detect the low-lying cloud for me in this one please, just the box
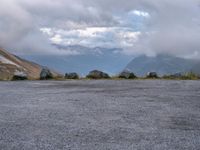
[0,0,200,59]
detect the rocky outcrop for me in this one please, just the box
[119,71,136,79]
[40,68,53,80]
[86,70,110,79]
[12,71,28,80]
[146,72,158,78]
[65,73,79,79]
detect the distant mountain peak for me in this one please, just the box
[52,44,123,56]
[125,54,200,76]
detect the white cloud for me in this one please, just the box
[131,10,150,17]
[40,28,53,36]
[50,34,63,44]
[40,26,141,50]
[77,27,108,37]
[1,0,200,59]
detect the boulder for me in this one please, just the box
[119,71,136,79]
[65,72,79,79]
[12,71,28,80]
[146,72,158,78]
[40,68,53,80]
[86,70,110,79]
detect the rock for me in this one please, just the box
[86,70,110,79]
[65,72,79,79]
[12,71,28,80]
[146,72,158,78]
[40,68,53,80]
[119,71,136,79]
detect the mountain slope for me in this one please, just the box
[125,55,200,76]
[0,48,61,80]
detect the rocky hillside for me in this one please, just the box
[0,48,61,80]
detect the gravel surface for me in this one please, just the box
[0,80,200,150]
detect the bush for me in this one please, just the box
[65,73,79,79]
[86,70,110,79]
[181,72,199,80]
[146,72,158,78]
[40,68,53,80]
[118,71,137,79]
[163,72,199,80]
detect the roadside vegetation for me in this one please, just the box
[1,70,200,81]
[163,72,199,80]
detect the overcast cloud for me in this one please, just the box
[0,0,200,58]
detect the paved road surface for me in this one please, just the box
[0,80,200,150]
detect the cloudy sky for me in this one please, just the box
[0,0,200,59]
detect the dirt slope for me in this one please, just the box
[0,48,61,80]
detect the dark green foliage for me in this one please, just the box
[146,72,158,78]
[119,71,137,79]
[163,72,199,80]
[65,73,79,79]
[181,72,199,80]
[40,68,53,80]
[87,70,110,79]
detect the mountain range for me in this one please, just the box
[23,45,132,76]
[1,46,200,79]
[125,54,200,76]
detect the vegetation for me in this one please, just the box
[163,72,199,80]
[1,70,200,81]
[146,72,159,79]
[118,71,137,79]
[86,70,110,79]
[65,73,79,79]
[40,68,53,80]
